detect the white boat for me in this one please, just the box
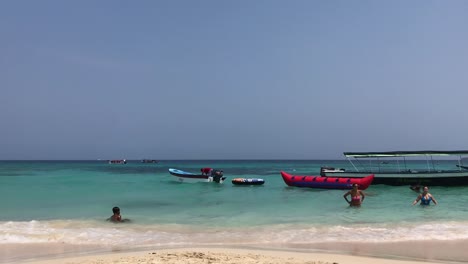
[320,166,346,173]
[320,150,468,186]
[169,168,226,183]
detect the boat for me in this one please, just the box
[169,168,226,183]
[320,166,346,173]
[320,150,468,186]
[232,178,265,186]
[141,159,158,163]
[109,159,126,164]
[280,171,374,190]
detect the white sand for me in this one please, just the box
[16,247,447,264]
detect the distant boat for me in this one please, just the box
[109,159,127,164]
[321,150,468,186]
[169,168,226,183]
[141,159,158,163]
[320,167,346,173]
[281,171,374,190]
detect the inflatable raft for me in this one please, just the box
[232,178,265,185]
[280,171,374,190]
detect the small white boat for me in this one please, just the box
[320,167,346,173]
[169,168,226,183]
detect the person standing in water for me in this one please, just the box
[343,183,365,206]
[413,186,438,206]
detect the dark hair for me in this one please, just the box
[352,183,358,187]
[112,207,120,213]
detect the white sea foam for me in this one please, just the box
[2,220,468,246]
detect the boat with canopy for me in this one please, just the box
[320,150,468,186]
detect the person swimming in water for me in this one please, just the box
[412,186,438,206]
[107,206,122,222]
[343,183,365,206]
[107,206,131,223]
[410,184,421,193]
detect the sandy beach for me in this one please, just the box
[8,246,455,264]
[6,238,468,264]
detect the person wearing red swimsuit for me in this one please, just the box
[343,183,365,206]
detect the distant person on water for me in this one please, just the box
[343,183,365,206]
[413,186,438,206]
[211,170,224,183]
[410,184,421,193]
[201,167,213,176]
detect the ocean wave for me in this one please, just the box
[2,220,468,246]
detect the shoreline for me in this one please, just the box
[4,241,468,264]
[10,246,455,264]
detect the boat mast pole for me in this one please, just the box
[458,155,462,170]
[430,155,435,171]
[348,156,359,172]
[427,155,431,172]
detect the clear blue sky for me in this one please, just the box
[1,1,468,160]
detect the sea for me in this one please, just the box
[2,160,468,263]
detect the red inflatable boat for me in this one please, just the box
[281,171,374,190]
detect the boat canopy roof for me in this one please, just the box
[344,150,468,158]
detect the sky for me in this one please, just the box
[1,1,468,160]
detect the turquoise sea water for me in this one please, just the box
[2,160,468,261]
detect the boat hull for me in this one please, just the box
[281,171,374,190]
[321,170,468,186]
[169,168,226,183]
